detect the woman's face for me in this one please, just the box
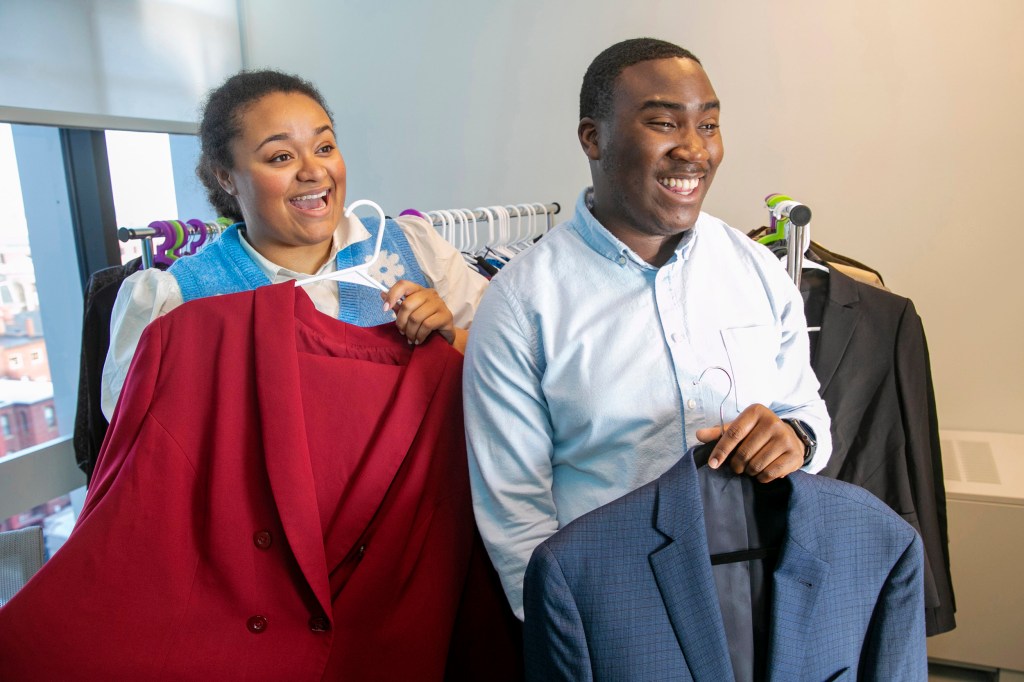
[216,91,347,257]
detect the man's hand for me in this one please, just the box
[694,403,805,482]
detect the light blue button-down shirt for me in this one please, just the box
[463,189,831,618]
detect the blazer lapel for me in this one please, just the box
[649,455,735,681]
[254,283,452,619]
[812,266,861,395]
[254,284,332,619]
[766,473,831,682]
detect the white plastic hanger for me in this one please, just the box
[295,199,388,291]
[473,207,496,257]
[531,202,548,239]
[513,203,535,253]
[457,208,477,254]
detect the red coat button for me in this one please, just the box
[247,615,268,634]
[253,530,273,549]
[309,616,331,632]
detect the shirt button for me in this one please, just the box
[247,615,268,634]
[253,530,273,550]
[617,255,627,265]
[309,616,331,632]
[687,399,697,409]
[670,332,681,344]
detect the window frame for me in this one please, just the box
[0,114,202,519]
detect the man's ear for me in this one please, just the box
[213,166,236,196]
[578,117,601,161]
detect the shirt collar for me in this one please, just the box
[235,214,372,281]
[572,187,698,269]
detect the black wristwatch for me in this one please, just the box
[783,419,817,466]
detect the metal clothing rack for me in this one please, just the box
[117,200,561,268]
[117,221,229,269]
[417,201,560,254]
[762,194,813,288]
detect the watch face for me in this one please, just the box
[785,419,815,464]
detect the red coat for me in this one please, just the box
[0,283,482,681]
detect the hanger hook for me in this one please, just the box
[345,199,386,257]
[693,365,734,437]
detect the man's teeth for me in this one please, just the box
[658,177,699,192]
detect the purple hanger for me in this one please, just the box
[399,209,427,220]
[151,221,176,266]
[186,218,208,255]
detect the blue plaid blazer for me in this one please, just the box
[523,451,927,681]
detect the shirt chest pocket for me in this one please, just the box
[720,325,781,412]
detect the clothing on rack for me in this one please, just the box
[3,282,516,680]
[746,225,888,290]
[751,219,954,635]
[417,203,559,277]
[72,257,167,481]
[523,443,927,681]
[802,264,955,635]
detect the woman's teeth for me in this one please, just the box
[290,190,328,210]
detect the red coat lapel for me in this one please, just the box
[253,283,452,621]
[254,284,331,618]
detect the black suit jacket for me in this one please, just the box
[808,265,954,635]
[73,259,155,481]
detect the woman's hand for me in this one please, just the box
[382,280,467,352]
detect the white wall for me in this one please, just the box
[0,0,241,127]
[241,0,1024,435]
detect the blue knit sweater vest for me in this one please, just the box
[169,218,427,327]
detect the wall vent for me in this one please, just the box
[942,438,1001,485]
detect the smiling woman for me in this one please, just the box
[0,70,505,681]
[99,70,488,420]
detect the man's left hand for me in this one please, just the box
[694,403,805,482]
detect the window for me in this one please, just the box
[1,120,85,559]
[106,131,211,264]
[0,120,210,563]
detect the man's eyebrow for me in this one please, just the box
[254,125,334,151]
[638,99,720,113]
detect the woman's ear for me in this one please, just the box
[213,166,236,196]
[578,117,601,161]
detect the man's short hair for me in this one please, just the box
[580,38,701,121]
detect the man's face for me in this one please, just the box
[580,57,724,244]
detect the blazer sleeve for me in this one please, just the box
[523,543,593,682]
[860,534,928,679]
[80,315,164,523]
[895,300,956,634]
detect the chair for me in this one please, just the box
[0,526,45,607]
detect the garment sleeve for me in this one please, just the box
[463,278,558,620]
[83,315,165,523]
[100,269,183,422]
[523,543,594,682]
[860,533,928,679]
[395,214,488,328]
[764,256,833,473]
[895,299,955,635]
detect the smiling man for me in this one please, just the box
[463,38,832,619]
